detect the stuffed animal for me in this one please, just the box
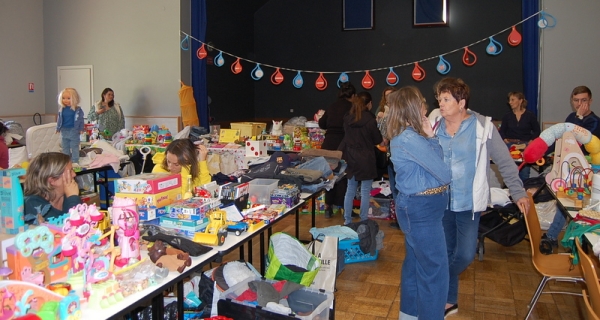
[148,240,192,273]
[271,120,283,136]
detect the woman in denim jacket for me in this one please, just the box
[434,78,530,317]
[388,86,451,320]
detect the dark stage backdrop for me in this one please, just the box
[206,0,523,124]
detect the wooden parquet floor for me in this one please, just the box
[219,210,587,319]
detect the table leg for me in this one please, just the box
[239,243,244,261]
[260,232,265,275]
[177,280,184,320]
[152,291,164,320]
[248,239,253,265]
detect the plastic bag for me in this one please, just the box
[535,200,558,230]
[265,232,320,286]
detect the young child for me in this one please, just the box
[56,88,85,164]
[152,139,211,196]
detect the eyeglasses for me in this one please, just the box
[572,98,590,104]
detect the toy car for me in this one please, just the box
[226,221,248,236]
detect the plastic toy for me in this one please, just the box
[193,210,228,246]
[226,221,248,236]
[147,240,192,273]
[0,280,81,320]
[111,197,140,267]
[7,224,70,285]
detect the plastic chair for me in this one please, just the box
[523,194,584,319]
[576,238,600,319]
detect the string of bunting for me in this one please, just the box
[181,10,556,91]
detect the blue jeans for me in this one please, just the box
[519,165,531,182]
[388,163,398,201]
[396,191,449,319]
[442,210,481,305]
[61,127,80,163]
[343,176,372,225]
[546,208,566,240]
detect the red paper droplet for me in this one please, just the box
[462,47,477,66]
[412,63,425,82]
[255,152,259,156]
[507,26,522,47]
[246,142,251,146]
[197,44,207,59]
[231,58,242,74]
[271,68,284,85]
[386,71,398,85]
[362,71,375,89]
[315,73,328,91]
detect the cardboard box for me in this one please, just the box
[245,140,268,157]
[166,198,221,219]
[138,206,169,221]
[114,172,181,194]
[230,122,267,138]
[115,188,182,208]
[159,216,208,229]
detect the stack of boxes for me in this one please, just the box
[0,168,26,234]
[158,197,221,237]
[270,184,300,208]
[113,172,182,221]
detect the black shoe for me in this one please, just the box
[351,212,360,218]
[324,208,333,219]
[444,304,458,318]
[539,233,558,255]
[389,222,400,230]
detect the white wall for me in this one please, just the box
[0,0,45,116]
[540,0,600,124]
[42,0,182,117]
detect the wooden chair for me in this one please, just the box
[576,238,600,319]
[523,194,584,319]
[583,289,600,320]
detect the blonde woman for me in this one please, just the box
[56,87,85,163]
[24,152,82,224]
[88,88,125,137]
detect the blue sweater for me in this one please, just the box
[56,106,84,132]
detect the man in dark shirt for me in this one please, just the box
[542,85,597,254]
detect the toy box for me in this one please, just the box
[0,168,26,234]
[166,198,221,219]
[115,187,182,208]
[138,206,169,221]
[245,140,268,157]
[160,216,207,229]
[270,184,300,208]
[339,238,379,264]
[115,172,181,194]
[248,179,279,206]
[219,277,333,320]
[230,122,267,137]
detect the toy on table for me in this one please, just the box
[111,197,140,267]
[0,168,27,234]
[193,210,228,246]
[0,267,12,280]
[0,280,81,320]
[225,221,248,236]
[147,240,192,273]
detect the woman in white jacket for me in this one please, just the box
[434,78,530,317]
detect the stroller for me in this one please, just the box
[477,203,526,261]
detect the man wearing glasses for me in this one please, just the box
[540,85,597,254]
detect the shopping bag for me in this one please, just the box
[265,232,320,286]
[307,235,338,292]
[207,153,221,175]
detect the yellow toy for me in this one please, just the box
[193,210,227,246]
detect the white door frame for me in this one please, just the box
[57,65,94,111]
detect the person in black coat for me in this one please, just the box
[339,93,383,225]
[319,82,356,218]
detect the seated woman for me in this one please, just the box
[152,139,211,195]
[499,92,541,181]
[24,152,82,224]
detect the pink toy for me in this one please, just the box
[61,204,104,272]
[111,197,140,267]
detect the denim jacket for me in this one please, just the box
[390,127,451,195]
[56,106,85,132]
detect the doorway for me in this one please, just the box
[57,65,94,111]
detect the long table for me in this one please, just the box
[80,249,218,320]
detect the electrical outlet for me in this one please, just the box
[290,109,294,113]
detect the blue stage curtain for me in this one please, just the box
[191,0,208,129]
[522,0,540,116]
